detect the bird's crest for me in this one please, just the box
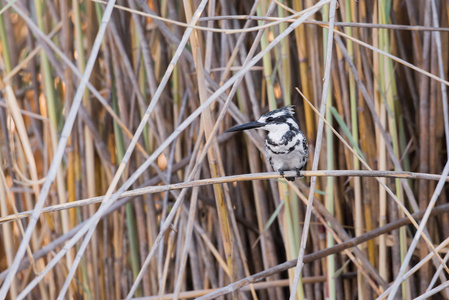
[262,106,295,118]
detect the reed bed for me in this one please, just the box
[0,0,448,299]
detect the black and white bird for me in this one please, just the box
[226,106,308,181]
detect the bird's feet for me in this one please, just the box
[278,169,295,182]
[295,168,304,179]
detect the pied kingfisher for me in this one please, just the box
[226,106,308,181]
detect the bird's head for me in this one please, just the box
[225,106,297,134]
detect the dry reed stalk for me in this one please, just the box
[1,0,449,299]
[197,202,449,300]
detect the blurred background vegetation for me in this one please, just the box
[0,0,449,299]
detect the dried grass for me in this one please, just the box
[0,0,448,299]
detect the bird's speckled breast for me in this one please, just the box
[265,130,308,172]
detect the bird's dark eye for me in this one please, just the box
[266,117,273,122]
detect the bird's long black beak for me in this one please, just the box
[225,121,265,133]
